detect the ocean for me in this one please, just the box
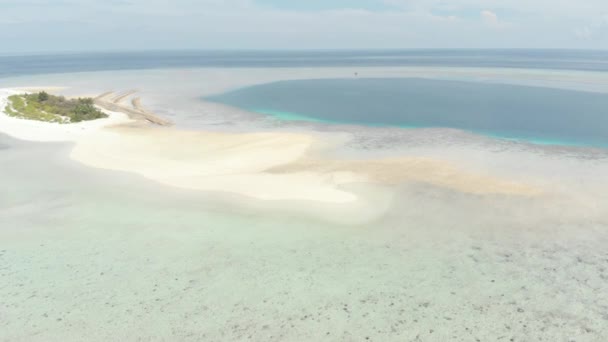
[2,49,608,78]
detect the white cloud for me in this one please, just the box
[481,10,499,26]
[575,27,592,39]
[574,14,608,39]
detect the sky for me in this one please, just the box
[1,0,607,54]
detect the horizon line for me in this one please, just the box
[2,47,608,58]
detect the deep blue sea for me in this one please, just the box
[2,50,608,146]
[208,78,608,147]
[2,49,608,78]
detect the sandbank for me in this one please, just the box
[70,124,541,204]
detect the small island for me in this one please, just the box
[4,91,108,123]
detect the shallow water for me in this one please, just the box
[1,65,608,341]
[1,131,607,341]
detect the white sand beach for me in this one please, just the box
[0,89,132,142]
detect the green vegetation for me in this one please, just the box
[4,91,108,123]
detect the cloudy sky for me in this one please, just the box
[1,0,607,53]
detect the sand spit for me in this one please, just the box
[94,91,172,126]
[111,89,138,104]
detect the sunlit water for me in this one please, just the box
[1,52,608,341]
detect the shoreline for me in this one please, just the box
[0,87,542,207]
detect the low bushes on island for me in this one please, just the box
[4,91,108,123]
